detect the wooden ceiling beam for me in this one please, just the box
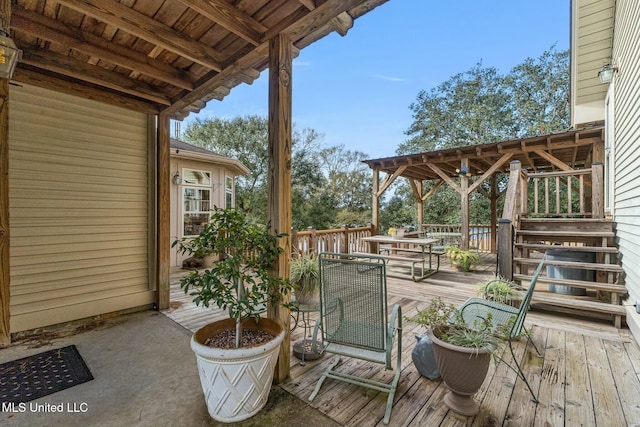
[163,42,268,116]
[294,0,353,36]
[21,48,172,105]
[427,163,462,194]
[176,0,266,46]
[13,67,161,115]
[377,165,407,197]
[267,0,362,42]
[533,149,574,172]
[55,0,224,71]
[467,153,513,194]
[12,7,195,91]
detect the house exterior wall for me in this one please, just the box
[169,157,236,268]
[8,84,154,332]
[571,0,615,125]
[609,0,640,341]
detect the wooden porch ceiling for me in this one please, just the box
[9,0,387,120]
[363,126,605,182]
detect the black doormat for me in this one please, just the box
[0,345,93,404]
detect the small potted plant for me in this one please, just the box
[444,246,480,272]
[173,207,295,423]
[477,277,521,307]
[407,297,501,416]
[290,252,319,306]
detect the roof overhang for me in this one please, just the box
[9,0,388,120]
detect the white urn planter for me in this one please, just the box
[191,317,285,423]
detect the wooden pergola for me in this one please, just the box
[363,126,605,251]
[0,0,388,378]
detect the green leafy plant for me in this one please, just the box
[172,207,295,348]
[444,246,481,272]
[477,277,521,305]
[406,297,499,352]
[290,252,319,305]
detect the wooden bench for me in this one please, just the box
[352,251,439,281]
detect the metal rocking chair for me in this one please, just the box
[308,252,402,425]
[458,253,547,402]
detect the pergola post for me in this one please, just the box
[371,168,380,233]
[490,173,498,253]
[460,158,470,250]
[267,33,292,382]
[0,0,12,345]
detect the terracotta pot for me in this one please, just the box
[191,317,284,423]
[427,328,491,416]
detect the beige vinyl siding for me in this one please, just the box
[609,0,640,340]
[9,84,154,332]
[575,0,614,104]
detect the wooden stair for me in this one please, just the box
[514,216,627,327]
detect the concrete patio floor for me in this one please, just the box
[0,311,338,427]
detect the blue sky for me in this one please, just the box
[183,1,570,160]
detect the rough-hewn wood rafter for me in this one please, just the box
[21,48,172,105]
[55,0,224,71]
[13,7,195,91]
[177,0,266,46]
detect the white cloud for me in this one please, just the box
[370,73,407,82]
[293,60,313,67]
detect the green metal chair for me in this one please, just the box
[457,253,547,402]
[309,252,402,425]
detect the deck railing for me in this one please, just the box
[420,223,492,253]
[291,223,493,257]
[291,225,373,257]
[497,160,605,278]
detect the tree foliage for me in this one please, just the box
[183,116,371,229]
[386,45,570,226]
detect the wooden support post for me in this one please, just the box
[592,162,604,219]
[308,226,317,256]
[497,219,513,280]
[156,113,170,310]
[0,1,12,345]
[267,34,292,383]
[460,158,470,250]
[370,169,380,253]
[490,173,498,253]
[290,228,298,256]
[416,180,424,234]
[340,225,349,254]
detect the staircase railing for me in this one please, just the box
[497,160,605,278]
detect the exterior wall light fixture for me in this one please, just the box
[172,171,182,185]
[598,63,618,84]
[0,32,22,79]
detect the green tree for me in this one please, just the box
[183,116,372,229]
[506,46,570,136]
[388,46,570,226]
[183,116,326,225]
[398,62,517,154]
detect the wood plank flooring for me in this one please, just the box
[163,255,640,426]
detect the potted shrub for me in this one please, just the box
[444,246,480,272]
[477,277,521,307]
[290,252,319,306]
[407,297,500,416]
[173,207,295,423]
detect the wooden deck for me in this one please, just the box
[163,255,640,426]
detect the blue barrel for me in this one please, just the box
[546,250,594,296]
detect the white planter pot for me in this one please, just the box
[191,318,285,423]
